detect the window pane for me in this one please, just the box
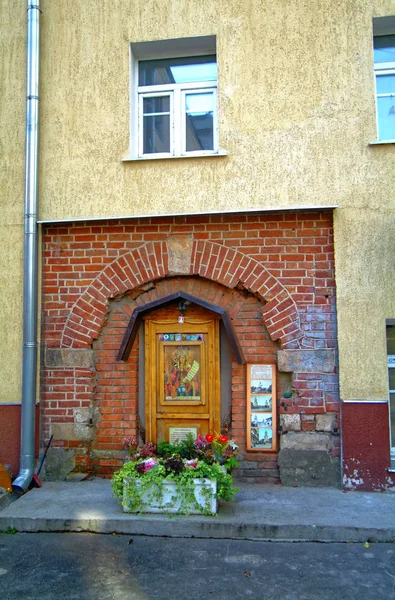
[387,326,395,354]
[389,369,395,390]
[139,55,217,86]
[376,74,395,94]
[143,114,170,154]
[185,92,214,151]
[374,35,395,63]
[143,96,170,114]
[377,96,395,140]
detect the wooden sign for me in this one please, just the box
[246,363,277,452]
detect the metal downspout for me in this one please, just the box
[12,1,41,494]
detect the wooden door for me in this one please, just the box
[145,318,220,444]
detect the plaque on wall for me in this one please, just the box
[246,363,277,452]
[169,427,198,444]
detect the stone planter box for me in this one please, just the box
[123,478,218,515]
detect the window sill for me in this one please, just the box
[121,150,228,162]
[369,139,395,145]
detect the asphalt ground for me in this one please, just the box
[0,532,394,600]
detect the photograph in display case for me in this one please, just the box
[251,427,273,449]
[246,363,277,452]
[250,395,272,411]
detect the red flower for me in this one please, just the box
[206,434,214,443]
[219,435,229,443]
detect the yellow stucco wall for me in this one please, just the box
[0,2,25,404]
[0,0,394,404]
[39,0,385,221]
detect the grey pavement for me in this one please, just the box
[1,534,395,600]
[0,478,395,542]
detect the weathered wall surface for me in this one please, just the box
[0,0,394,487]
[41,212,340,483]
[37,0,390,222]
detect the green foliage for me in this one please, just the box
[156,434,197,460]
[156,441,178,457]
[1,527,17,535]
[175,434,197,459]
[112,457,238,516]
[224,456,239,472]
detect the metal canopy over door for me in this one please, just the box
[144,318,221,444]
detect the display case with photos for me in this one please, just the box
[246,363,277,451]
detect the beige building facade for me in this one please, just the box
[1,0,394,490]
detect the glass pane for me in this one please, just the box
[387,325,395,354]
[185,93,213,113]
[143,96,170,114]
[374,35,395,63]
[376,74,395,94]
[389,369,395,390]
[163,344,201,401]
[377,96,395,140]
[139,55,217,86]
[143,114,170,154]
[185,92,214,151]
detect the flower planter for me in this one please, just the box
[123,478,218,515]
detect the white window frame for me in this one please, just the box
[138,77,218,159]
[372,18,395,142]
[128,36,218,160]
[181,87,218,156]
[139,91,173,158]
[373,61,395,142]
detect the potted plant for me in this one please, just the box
[112,434,239,516]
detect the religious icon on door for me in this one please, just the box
[162,340,202,402]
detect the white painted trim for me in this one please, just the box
[122,149,227,161]
[138,82,218,158]
[139,91,173,158]
[181,87,217,155]
[139,81,216,94]
[38,204,338,225]
[342,399,388,404]
[369,139,395,145]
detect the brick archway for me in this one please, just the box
[61,239,303,349]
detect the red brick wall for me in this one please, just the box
[41,210,338,480]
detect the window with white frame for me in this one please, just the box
[373,17,395,141]
[130,36,218,159]
[374,35,395,141]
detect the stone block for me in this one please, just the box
[280,431,334,452]
[52,422,94,442]
[74,408,90,424]
[236,461,259,470]
[43,448,76,481]
[278,449,340,487]
[45,348,95,368]
[316,413,337,432]
[167,235,193,275]
[280,414,301,432]
[277,349,335,373]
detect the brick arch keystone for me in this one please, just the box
[61,239,303,349]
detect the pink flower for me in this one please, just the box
[141,458,157,472]
[194,435,208,450]
[185,459,198,468]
